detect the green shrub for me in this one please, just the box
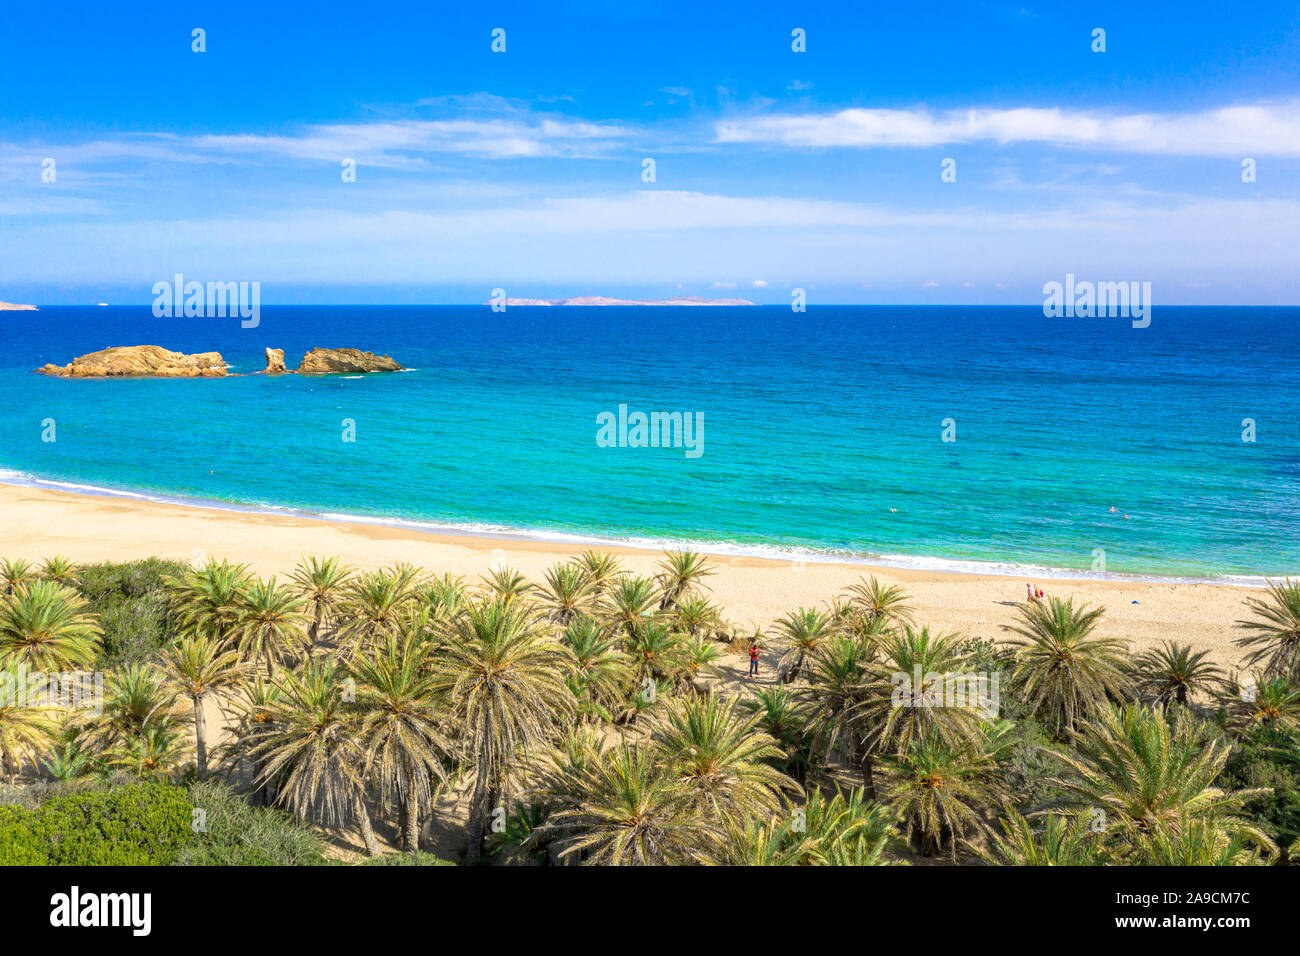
[0,804,46,864]
[360,851,454,866]
[1220,726,1300,858]
[72,559,186,665]
[177,780,327,865]
[0,781,192,865]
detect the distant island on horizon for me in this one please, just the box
[484,295,757,307]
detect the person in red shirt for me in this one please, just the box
[748,642,760,678]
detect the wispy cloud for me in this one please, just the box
[0,100,638,174]
[715,101,1300,157]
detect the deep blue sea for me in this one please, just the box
[2,305,1298,581]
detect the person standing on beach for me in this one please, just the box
[749,641,760,678]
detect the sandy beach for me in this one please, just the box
[0,482,1262,668]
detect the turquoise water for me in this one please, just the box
[1,305,1297,580]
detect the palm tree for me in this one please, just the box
[650,694,797,821]
[157,635,244,779]
[1137,817,1264,866]
[0,558,37,596]
[548,743,715,865]
[39,555,78,585]
[738,685,816,782]
[1003,596,1132,737]
[81,662,178,754]
[884,728,1010,860]
[672,594,724,638]
[43,724,95,781]
[166,559,251,644]
[290,556,354,657]
[656,550,714,610]
[773,607,832,683]
[1049,703,1273,852]
[624,621,688,686]
[790,787,900,865]
[854,626,988,759]
[1131,640,1225,708]
[481,566,531,605]
[420,573,467,625]
[0,696,57,783]
[218,676,283,806]
[534,563,596,625]
[235,577,308,676]
[349,631,452,852]
[440,597,573,862]
[1236,578,1300,681]
[979,810,1109,865]
[798,635,876,796]
[575,550,623,596]
[601,575,660,638]
[107,722,193,781]
[845,575,914,627]
[714,815,814,866]
[560,618,633,723]
[681,635,722,689]
[0,580,102,671]
[340,569,418,652]
[250,660,380,856]
[1218,673,1300,735]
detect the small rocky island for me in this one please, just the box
[0,301,38,311]
[283,347,404,374]
[36,345,228,378]
[35,344,404,378]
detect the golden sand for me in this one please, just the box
[0,483,1260,668]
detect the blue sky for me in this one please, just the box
[2,1,1299,304]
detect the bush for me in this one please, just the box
[0,804,46,864]
[360,851,455,866]
[72,558,186,665]
[1220,726,1300,858]
[177,780,327,865]
[0,781,192,865]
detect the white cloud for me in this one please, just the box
[751,279,768,287]
[714,100,1300,157]
[0,106,637,173]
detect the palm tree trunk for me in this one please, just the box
[859,751,877,801]
[193,694,208,779]
[466,773,488,863]
[355,794,381,857]
[402,792,420,853]
[308,608,322,657]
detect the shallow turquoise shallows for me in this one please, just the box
[2,305,1298,581]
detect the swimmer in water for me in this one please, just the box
[1109,506,1116,513]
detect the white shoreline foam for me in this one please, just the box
[0,467,1271,587]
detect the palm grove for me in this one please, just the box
[0,550,1298,865]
